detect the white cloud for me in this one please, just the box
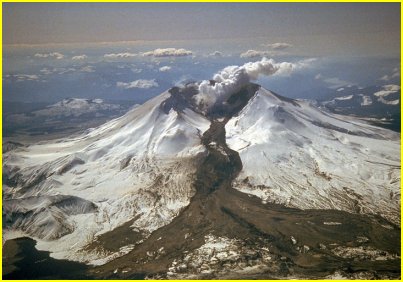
[240,50,271,58]
[315,73,323,80]
[80,66,95,73]
[72,54,88,60]
[263,42,293,50]
[242,43,294,58]
[379,75,390,81]
[379,68,400,81]
[13,74,40,81]
[117,79,159,89]
[142,48,193,57]
[239,49,294,59]
[34,52,64,59]
[194,57,309,110]
[159,66,172,72]
[38,66,94,75]
[40,67,77,75]
[39,68,53,75]
[173,74,194,87]
[294,58,317,70]
[391,67,400,79]
[325,77,353,89]
[104,53,137,59]
[315,73,354,89]
[131,68,143,74]
[209,51,223,57]
[58,68,76,74]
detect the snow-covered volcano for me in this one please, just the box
[3,80,400,270]
[3,88,209,263]
[226,87,400,225]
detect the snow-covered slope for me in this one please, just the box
[3,90,210,263]
[226,87,400,225]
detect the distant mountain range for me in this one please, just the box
[3,98,137,139]
[317,84,400,132]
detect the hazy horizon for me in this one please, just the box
[3,3,400,57]
[3,3,400,104]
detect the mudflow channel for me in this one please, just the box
[91,94,400,279]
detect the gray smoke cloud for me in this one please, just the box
[194,57,308,110]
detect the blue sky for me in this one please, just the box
[2,3,400,103]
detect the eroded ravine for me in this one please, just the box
[91,86,400,279]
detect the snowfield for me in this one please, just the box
[226,88,400,225]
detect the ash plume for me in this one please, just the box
[194,57,308,110]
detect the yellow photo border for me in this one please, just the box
[0,1,401,281]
